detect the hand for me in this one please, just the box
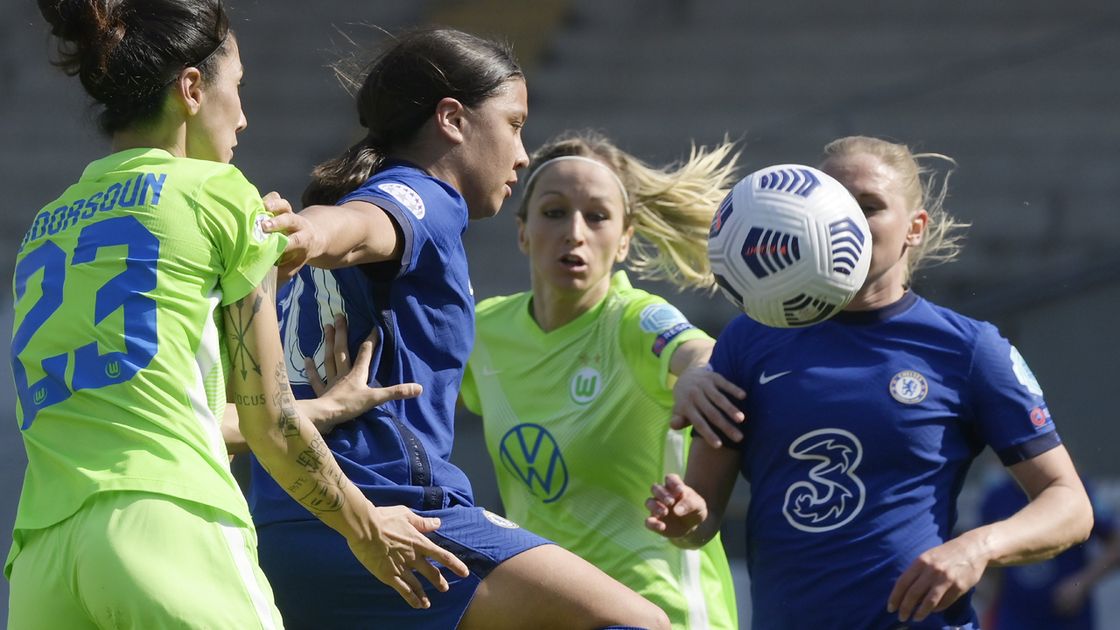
[347,505,470,609]
[670,365,746,448]
[887,533,989,623]
[261,191,323,282]
[1052,573,1090,616]
[645,474,708,540]
[305,315,422,433]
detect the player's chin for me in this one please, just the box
[479,196,508,219]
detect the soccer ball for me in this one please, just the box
[708,164,871,328]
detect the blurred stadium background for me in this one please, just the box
[2,0,1118,625]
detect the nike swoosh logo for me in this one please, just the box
[480,366,501,377]
[758,370,792,385]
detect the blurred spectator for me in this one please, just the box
[980,475,1120,629]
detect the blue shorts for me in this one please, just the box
[257,506,551,629]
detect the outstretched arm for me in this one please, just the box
[261,198,402,279]
[888,445,1092,623]
[646,437,740,549]
[668,339,746,448]
[223,269,467,608]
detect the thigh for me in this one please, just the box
[458,541,670,630]
[8,526,96,630]
[78,492,283,630]
[257,506,550,630]
[259,518,481,630]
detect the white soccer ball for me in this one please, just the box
[708,164,871,328]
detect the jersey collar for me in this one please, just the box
[832,290,919,325]
[81,148,176,181]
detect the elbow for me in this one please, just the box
[1074,499,1095,545]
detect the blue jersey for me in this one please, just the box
[249,161,475,525]
[980,478,1115,630]
[709,292,1060,630]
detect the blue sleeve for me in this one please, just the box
[968,324,1061,466]
[709,317,746,391]
[338,179,427,277]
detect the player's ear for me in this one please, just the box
[615,226,634,262]
[172,67,205,116]
[516,215,530,255]
[906,208,929,246]
[433,97,466,145]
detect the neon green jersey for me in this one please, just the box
[462,271,738,629]
[8,149,286,568]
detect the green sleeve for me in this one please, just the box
[460,354,481,415]
[193,166,288,305]
[617,294,710,405]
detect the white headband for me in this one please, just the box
[523,155,631,213]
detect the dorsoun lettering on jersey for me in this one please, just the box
[8,148,286,575]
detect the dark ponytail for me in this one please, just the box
[38,0,230,135]
[302,27,522,207]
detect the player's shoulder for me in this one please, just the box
[348,163,464,222]
[169,156,253,191]
[609,271,672,318]
[719,311,791,345]
[475,291,531,325]
[913,295,1001,345]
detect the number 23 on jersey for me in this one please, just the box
[11,216,159,429]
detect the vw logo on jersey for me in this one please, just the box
[498,423,569,503]
[783,428,866,533]
[569,367,602,404]
[889,370,928,404]
[378,183,426,219]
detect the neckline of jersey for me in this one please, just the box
[81,147,176,180]
[519,270,630,340]
[831,290,919,325]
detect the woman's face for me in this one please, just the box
[456,78,529,219]
[518,158,632,299]
[821,152,927,302]
[185,36,247,163]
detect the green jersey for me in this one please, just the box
[462,271,738,629]
[8,149,286,568]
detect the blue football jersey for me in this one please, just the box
[710,291,1060,630]
[250,161,476,525]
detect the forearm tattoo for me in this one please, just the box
[231,273,346,516]
[286,437,345,513]
[228,294,263,379]
[274,363,300,437]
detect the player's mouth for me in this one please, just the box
[559,253,586,271]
